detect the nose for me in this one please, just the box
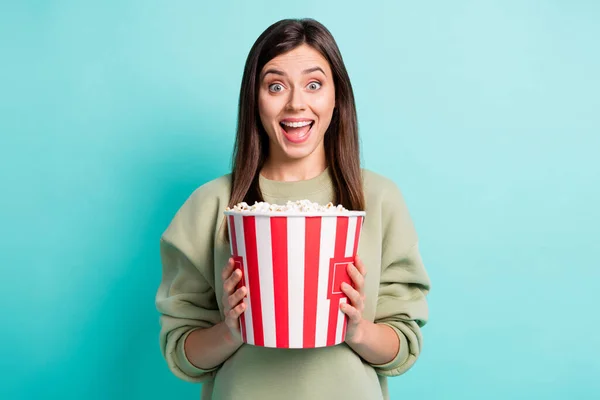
[285,86,307,111]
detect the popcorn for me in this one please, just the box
[226,200,349,213]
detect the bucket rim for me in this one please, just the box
[224,210,366,218]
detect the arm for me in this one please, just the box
[155,184,238,382]
[156,239,223,382]
[182,321,242,370]
[183,257,249,370]
[347,243,429,374]
[346,319,401,366]
[365,182,431,377]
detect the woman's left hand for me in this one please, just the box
[340,255,367,344]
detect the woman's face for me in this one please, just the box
[258,44,336,164]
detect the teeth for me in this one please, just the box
[281,120,312,128]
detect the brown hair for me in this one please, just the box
[223,18,365,240]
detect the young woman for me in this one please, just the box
[156,18,430,400]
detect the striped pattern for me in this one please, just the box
[228,214,364,348]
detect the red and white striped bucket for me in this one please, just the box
[224,210,365,349]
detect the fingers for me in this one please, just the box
[342,282,363,311]
[228,286,247,308]
[224,266,243,294]
[354,255,367,277]
[340,302,361,322]
[341,259,367,327]
[347,263,364,294]
[221,257,235,281]
[228,301,246,319]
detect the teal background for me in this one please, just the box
[1,1,599,399]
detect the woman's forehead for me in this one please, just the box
[261,45,331,76]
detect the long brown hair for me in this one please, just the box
[223,18,365,240]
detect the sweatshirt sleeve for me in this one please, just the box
[369,182,431,377]
[155,185,224,383]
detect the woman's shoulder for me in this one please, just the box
[170,173,232,221]
[191,173,232,200]
[162,173,232,242]
[361,168,402,196]
[360,168,411,214]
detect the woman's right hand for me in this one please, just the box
[221,257,247,345]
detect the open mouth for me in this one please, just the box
[279,120,315,143]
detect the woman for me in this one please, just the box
[156,18,430,400]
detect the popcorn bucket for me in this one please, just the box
[224,210,366,349]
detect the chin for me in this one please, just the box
[279,137,323,159]
[280,147,315,160]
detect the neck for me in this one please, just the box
[261,151,327,182]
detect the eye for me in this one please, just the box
[268,83,284,93]
[307,81,322,91]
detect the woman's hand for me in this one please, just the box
[340,255,368,344]
[221,257,247,345]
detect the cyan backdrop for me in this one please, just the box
[1,1,599,399]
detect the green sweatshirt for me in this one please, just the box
[156,167,430,400]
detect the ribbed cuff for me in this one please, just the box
[174,328,220,377]
[368,323,409,371]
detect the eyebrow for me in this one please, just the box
[261,66,326,80]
